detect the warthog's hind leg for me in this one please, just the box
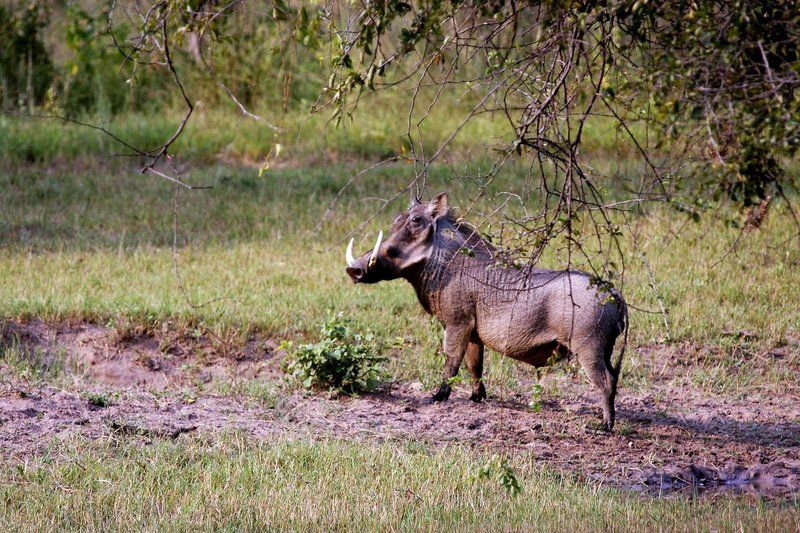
[576,340,618,431]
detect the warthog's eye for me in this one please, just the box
[386,246,400,258]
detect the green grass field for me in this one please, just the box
[2,113,799,530]
[2,437,798,531]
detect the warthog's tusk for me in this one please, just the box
[346,238,356,267]
[368,231,383,268]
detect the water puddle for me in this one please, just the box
[630,464,800,499]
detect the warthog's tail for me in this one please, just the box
[611,293,629,379]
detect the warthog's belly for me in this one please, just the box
[504,341,570,367]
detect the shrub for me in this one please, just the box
[84,391,112,408]
[283,313,385,393]
[469,454,523,497]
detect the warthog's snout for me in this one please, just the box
[346,264,366,283]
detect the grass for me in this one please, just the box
[0,87,650,167]
[0,95,504,165]
[0,331,68,384]
[1,159,798,393]
[1,436,797,531]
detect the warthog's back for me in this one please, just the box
[460,267,625,362]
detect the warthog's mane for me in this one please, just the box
[433,212,578,292]
[434,211,496,259]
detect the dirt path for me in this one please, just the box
[2,321,799,499]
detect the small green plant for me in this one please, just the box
[84,391,112,408]
[446,374,464,386]
[469,454,523,497]
[283,313,385,393]
[528,383,543,412]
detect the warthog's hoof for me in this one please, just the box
[469,384,487,403]
[599,416,615,432]
[430,384,451,403]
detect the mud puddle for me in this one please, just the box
[634,465,800,498]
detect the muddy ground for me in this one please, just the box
[1,320,799,499]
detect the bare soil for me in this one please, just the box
[1,320,799,499]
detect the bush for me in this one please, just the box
[283,314,385,393]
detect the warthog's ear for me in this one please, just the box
[427,192,449,219]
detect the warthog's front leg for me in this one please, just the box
[465,340,486,402]
[431,324,471,402]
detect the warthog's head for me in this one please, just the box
[345,193,451,283]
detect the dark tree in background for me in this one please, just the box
[0,2,53,112]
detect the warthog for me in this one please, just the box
[345,193,628,430]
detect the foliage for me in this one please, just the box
[283,313,385,393]
[331,0,800,208]
[60,6,158,116]
[469,453,523,497]
[0,1,328,116]
[4,1,799,212]
[169,2,326,111]
[616,0,800,207]
[83,391,113,408]
[0,1,53,111]
[7,1,798,228]
[528,383,544,412]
